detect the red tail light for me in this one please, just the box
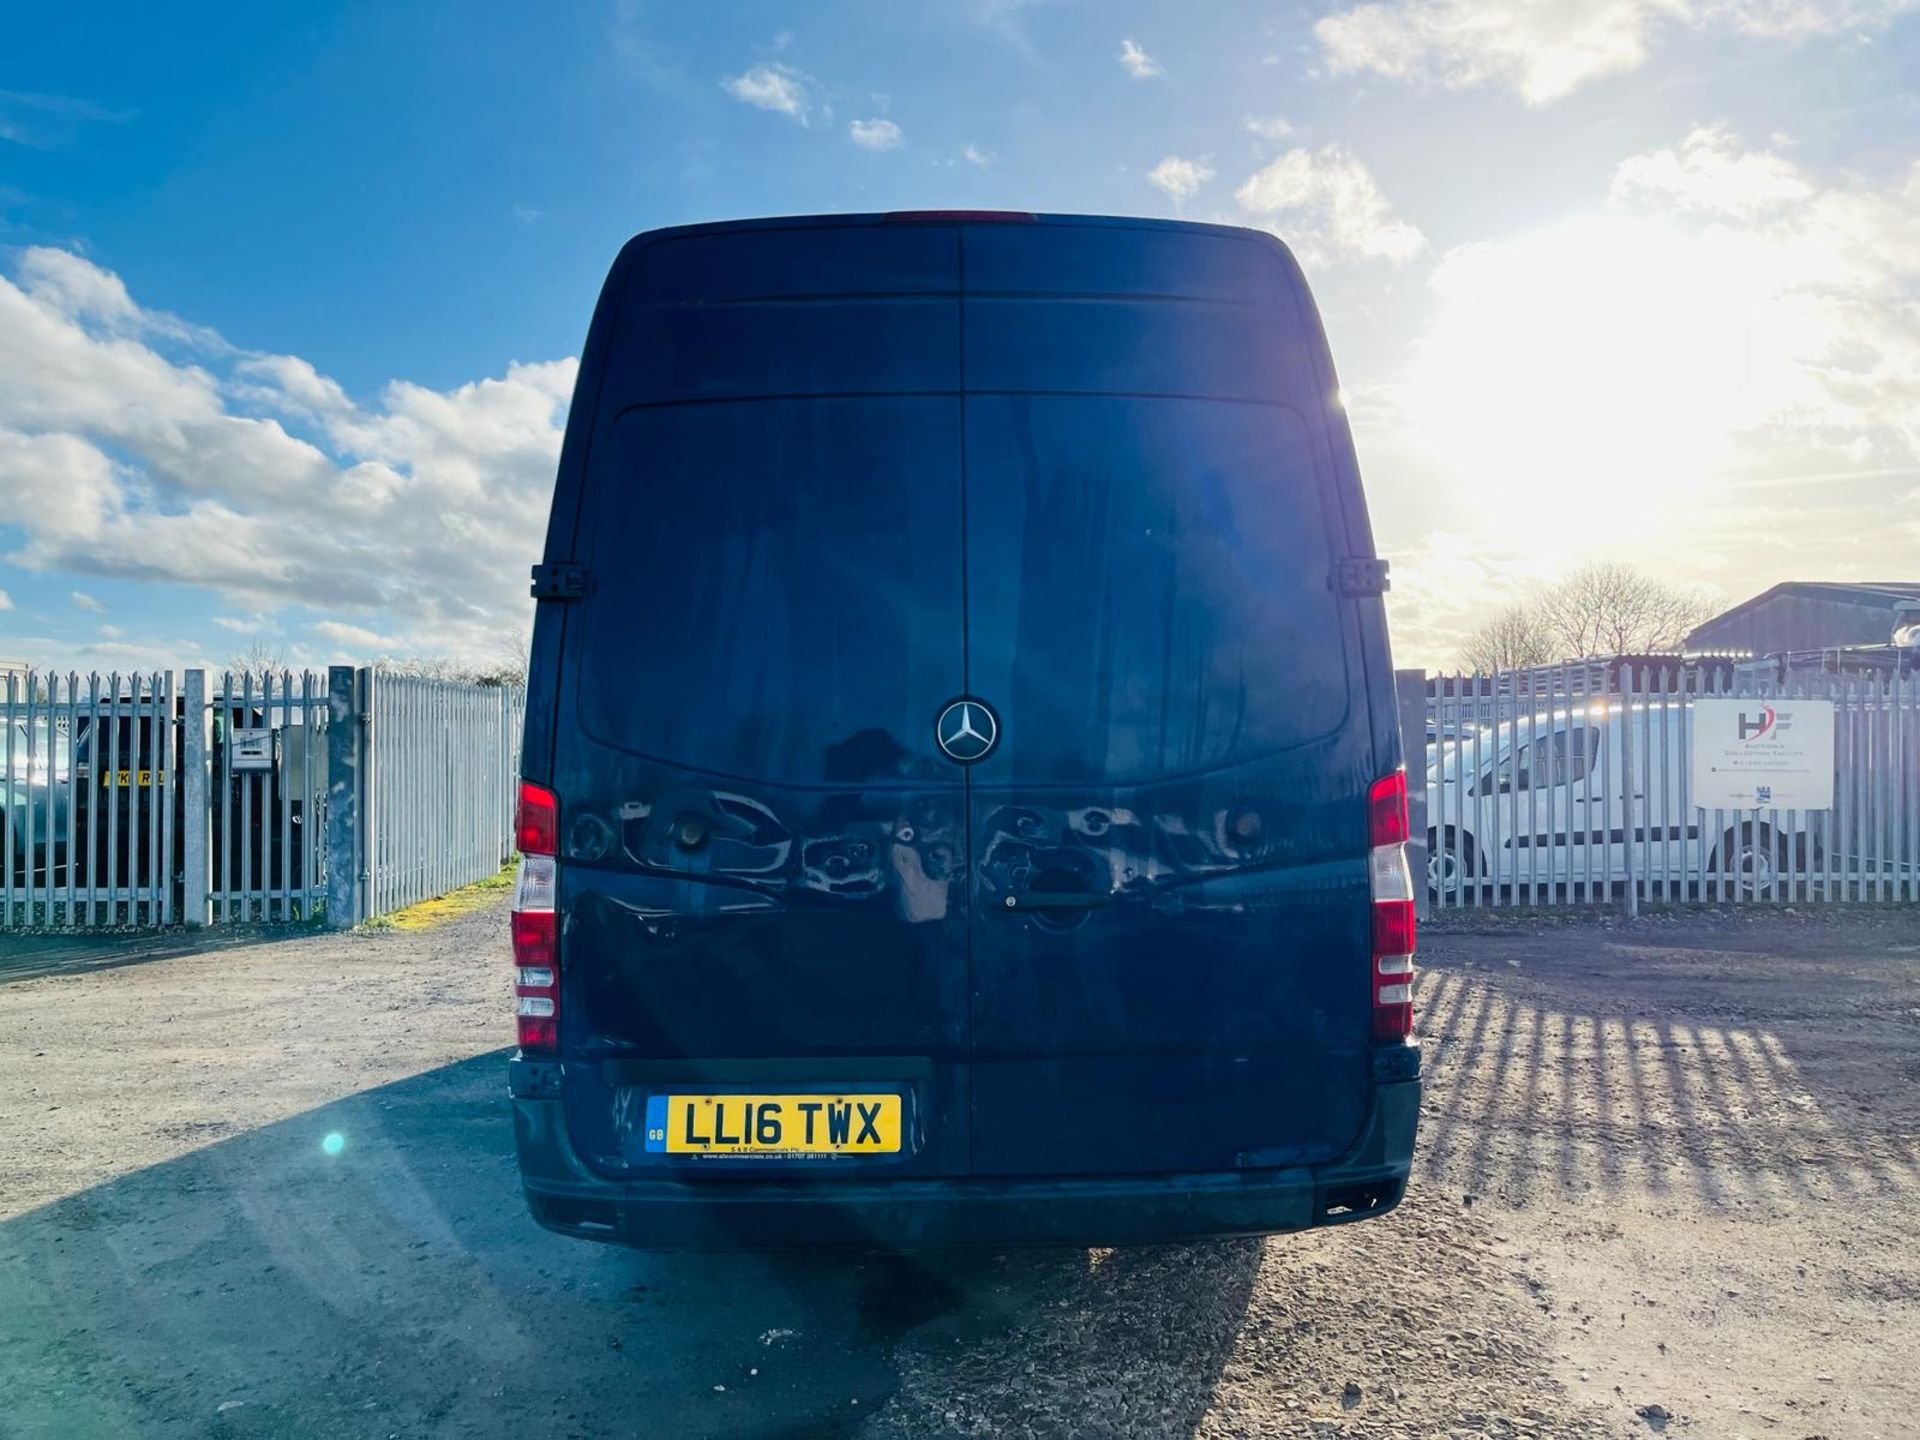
[1368,770,1416,1040]
[512,901,558,1051]
[1367,769,1410,847]
[512,779,559,1053]
[516,780,558,857]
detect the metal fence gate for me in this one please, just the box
[2,671,178,928]
[208,670,330,923]
[361,669,524,919]
[3,665,524,931]
[1424,663,1919,911]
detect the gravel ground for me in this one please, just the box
[1418,908,1920,1440]
[0,903,1914,1438]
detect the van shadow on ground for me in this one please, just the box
[0,1050,1260,1439]
[1412,924,1920,1213]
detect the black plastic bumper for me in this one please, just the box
[510,1057,1420,1251]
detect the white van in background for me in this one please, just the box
[1426,702,1824,902]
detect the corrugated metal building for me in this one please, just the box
[1686,582,1920,655]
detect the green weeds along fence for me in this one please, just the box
[2,667,522,930]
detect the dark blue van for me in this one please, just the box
[509,212,1419,1249]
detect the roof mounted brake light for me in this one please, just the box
[882,210,1037,223]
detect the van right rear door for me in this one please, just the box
[954,223,1383,1178]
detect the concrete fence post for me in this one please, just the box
[180,668,208,928]
[1395,668,1430,920]
[326,665,366,928]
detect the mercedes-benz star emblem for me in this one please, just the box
[935,698,999,764]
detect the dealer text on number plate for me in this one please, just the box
[643,1093,902,1155]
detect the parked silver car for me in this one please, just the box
[4,716,72,890]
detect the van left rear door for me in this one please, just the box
[551,397,974,1183]
[542,222,975,1189]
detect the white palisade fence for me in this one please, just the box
[1425,662,1918,910]
[1,665,523,930]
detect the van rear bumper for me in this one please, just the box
[510,1063,1420,1251]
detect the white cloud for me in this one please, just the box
[512,203,543,224]
[1694,0,1919,37]
[1605,128,1920,457]
[964,143,993,166]
[1118,38,1162,77]
[0,429,122,542]
[0,588,12,610]
[1234,144,1426,264]
[0,90,129,149]
[0,262,336,506]
[232,352,351,417]
[17,246,140,326]
[1610,122,1815,217]
[0,247,572,662]
[972,0,1054,56]
[1314,0,1651,104]
[70,589,104,611]
[1146,156,1215,206]
[1245,115,1296,140]
[98,623,123,639]
[314,619,401,650]
[1313,0,1920,106]
[848,118,904,151]
[720,62,816,124]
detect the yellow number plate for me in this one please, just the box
[644,1093,903,1156]
[108,769,165,788]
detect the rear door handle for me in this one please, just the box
[1001,891,1112,911]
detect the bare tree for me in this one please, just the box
[1459,604,1557,674]
[227,639,291,677]
[1456,563,1718,671]
[373,635,528,687]
[373,654,471,682]
[474,628,530,687]
[1535,562,1717,659]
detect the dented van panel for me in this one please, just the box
[514,213,1418,1248]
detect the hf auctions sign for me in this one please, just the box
[1690,697,1835,811]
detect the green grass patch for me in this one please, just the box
[362,859,518,931]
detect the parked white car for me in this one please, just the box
[1425,702,1824,902]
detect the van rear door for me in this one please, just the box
[531,217,1385,1188]
[543,224,975,1181]
[958,226,1379,1176]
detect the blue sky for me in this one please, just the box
[2,0,1917,671]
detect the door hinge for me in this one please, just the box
[530,561,587,601]
[1331,557,1390,597]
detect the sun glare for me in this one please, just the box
[1409,219,1769,542]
